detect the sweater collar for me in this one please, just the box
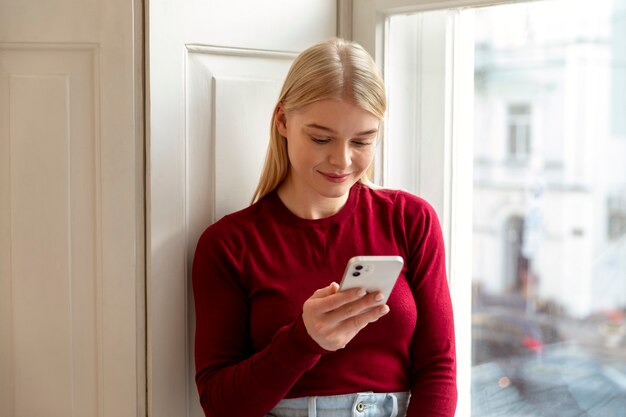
[266,183,362,228]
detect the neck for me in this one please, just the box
[277,177,350,220]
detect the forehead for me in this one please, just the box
[291,99,380,133]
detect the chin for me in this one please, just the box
[316,183,354,199]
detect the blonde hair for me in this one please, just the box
[251,38,386,203]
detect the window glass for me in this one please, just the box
[472,1,626,416]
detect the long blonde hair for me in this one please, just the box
[251,38,386,203]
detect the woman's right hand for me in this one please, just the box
[302,282,390,351]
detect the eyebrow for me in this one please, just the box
[305,123,378,136]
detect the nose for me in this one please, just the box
[328,141,350,169]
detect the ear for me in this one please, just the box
[275,102,288,138]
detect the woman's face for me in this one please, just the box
[276,99,380,202]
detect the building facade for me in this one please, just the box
[472,0,626,317]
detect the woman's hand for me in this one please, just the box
[302,282,390,351]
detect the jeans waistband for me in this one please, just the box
[268,391,410,417]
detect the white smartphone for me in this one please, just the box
[338,256,404,303]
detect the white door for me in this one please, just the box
[147,1,341,415]
[0,0,144,417]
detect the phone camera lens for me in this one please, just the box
[355,265,364,271]
[352,272,361,277]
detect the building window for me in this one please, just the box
[507,104,531,161]
[608,193,626,241]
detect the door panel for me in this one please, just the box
[187,46,296,223]
[0,0,144,416]
[148,1,337,415]
[1,46,98,417]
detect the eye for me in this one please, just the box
[351,139,372,147]
[310,136,331,144]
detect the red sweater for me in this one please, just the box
[192,183,457,417]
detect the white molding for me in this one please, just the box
[447,11,475,417]
[354,0,528,56]
[370,0,528,13]
[0,42,99,50]
[186,44,299,59]
[337,0,354,39]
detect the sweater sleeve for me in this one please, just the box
[192,218,327,417]
[400,196,458,417]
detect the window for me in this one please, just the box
[608,192,626,241]
[378,0,626,415]
[507,104,531,161]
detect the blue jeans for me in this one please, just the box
[266,392,410,417]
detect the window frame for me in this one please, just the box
[352,1,535,415]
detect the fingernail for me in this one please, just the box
[357,288,367,297]
[380,305,390,314]
[374,292,384,302]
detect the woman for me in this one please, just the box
[192,38,457,417]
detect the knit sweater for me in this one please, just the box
[192,183,457,417]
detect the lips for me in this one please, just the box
[319,171,351,183]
